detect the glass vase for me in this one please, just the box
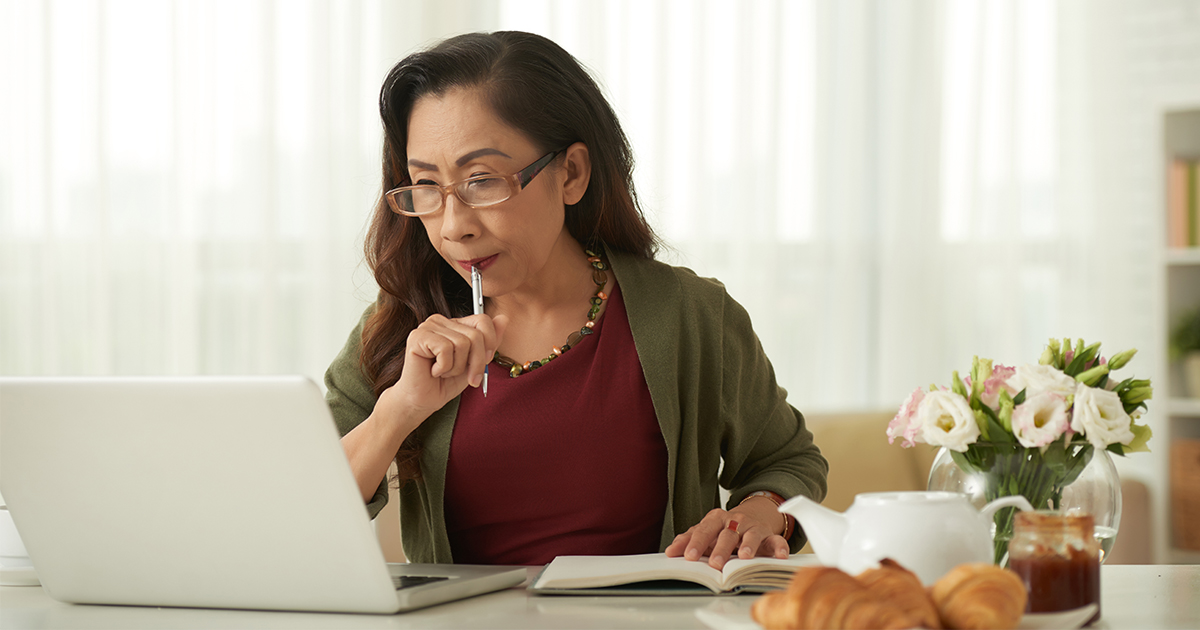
[927,442,1122,565]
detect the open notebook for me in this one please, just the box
[530,552,820,595]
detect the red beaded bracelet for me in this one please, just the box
[738,490,795,541]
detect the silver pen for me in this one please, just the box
[471,266,488,397]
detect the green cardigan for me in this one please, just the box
[323,249,829,562]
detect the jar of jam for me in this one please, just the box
[1008,510,1101,625]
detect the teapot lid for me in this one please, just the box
[854,491,968,505]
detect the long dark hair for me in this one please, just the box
[362,31,659,482]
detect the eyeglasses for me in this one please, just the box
[385,149,563,217]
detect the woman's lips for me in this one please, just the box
[458,254,498,272]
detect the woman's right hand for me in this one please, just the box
[381,312,508,423]
[343,311,506,503]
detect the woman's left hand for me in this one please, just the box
[664,502,789,570]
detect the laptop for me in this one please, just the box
[0,376,526,614]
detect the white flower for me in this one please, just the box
[1011,392,1070,448]
[916,390,980,452]
[1008,364,1078,399]
[1071,384,1134,449]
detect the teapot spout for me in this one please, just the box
[778,495,846,565]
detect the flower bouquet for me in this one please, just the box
[887,338,1153,565]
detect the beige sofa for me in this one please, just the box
[375,410,1151,564]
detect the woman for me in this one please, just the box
[326,31,827,570]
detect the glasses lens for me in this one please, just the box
[458,176,512,207]
[396,187,443,215]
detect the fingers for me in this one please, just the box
[738,527,766,560]
[764,534,790,559]
[669,509,788,570]
[411,314,499,381]
[707,525,743,569]
[418,318,473,379]
[680,509,725,562]
[664,531,691,557]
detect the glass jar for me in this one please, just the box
[1007,510,1101,625]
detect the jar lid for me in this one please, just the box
[1014,509,1095,534]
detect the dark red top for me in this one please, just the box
[444,284,668,565]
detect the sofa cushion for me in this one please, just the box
[804,411,939,512]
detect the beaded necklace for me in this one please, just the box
[492,248,609,378]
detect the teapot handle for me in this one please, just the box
[980,495,1035,522]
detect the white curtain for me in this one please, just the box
[0,0,1170,417]
[500,0,1160,412]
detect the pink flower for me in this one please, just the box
[1011,392,1070,448]
[980,364,1017,408]
[887,387,925,448]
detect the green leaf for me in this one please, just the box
[1041,443,1069,476]
[1106,443,1125,456]
[1122,422,1153,454]
[976,404,1013,443]
[1123,401,1148,416]
[1064,352,1086,376]
[950,449,976,474]
[1060,447,1095,487]
[976,445,996,471]
[1111,378,1135,399]
[1065,341,1101,376]
[987,415,1013,443]
[1013,389,1027,406]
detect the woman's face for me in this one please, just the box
[405,87,579,296]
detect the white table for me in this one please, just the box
[1,565,1197,629]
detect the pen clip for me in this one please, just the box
[471,266,484,315]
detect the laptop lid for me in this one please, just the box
[0,376,516,613]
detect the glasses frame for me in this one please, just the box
[385,149,564,217]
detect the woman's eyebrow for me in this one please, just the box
[456,148,511,166]
[407,148,512,172]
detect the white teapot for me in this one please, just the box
[779,491,1034,585]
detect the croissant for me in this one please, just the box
[930,563,1028,630]
[752,590,803,630]
[751,566,919,630]
[856,559,942,629]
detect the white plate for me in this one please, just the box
[695,600,1099,630]
[1020,604,1098,630]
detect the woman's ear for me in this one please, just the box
[560,142,591,206]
